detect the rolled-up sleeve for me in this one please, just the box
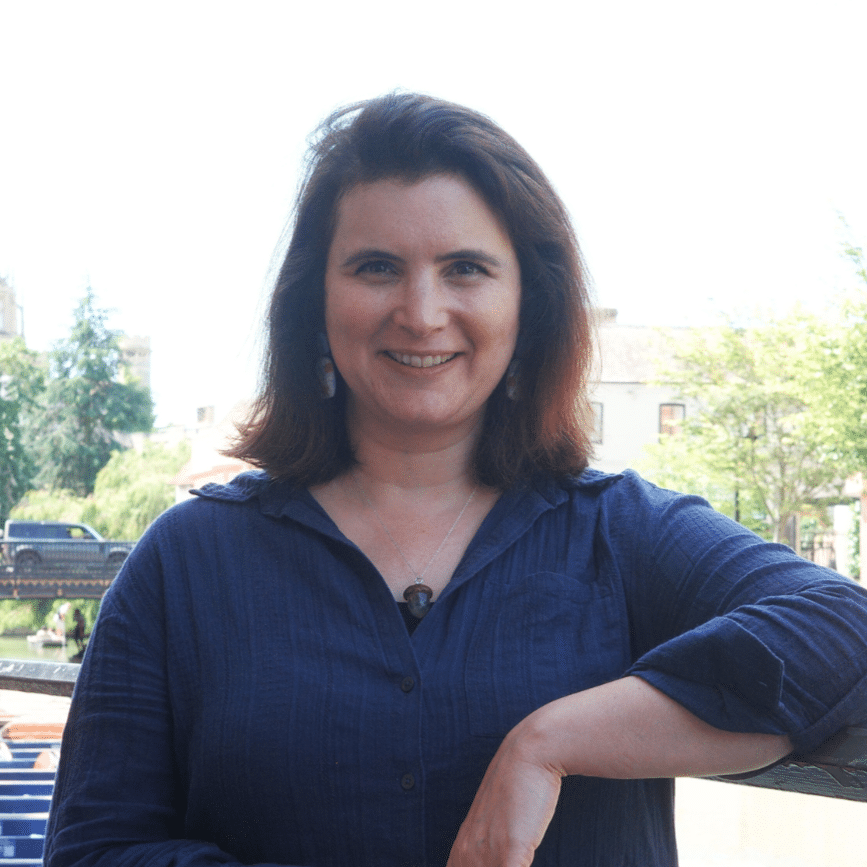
[615,473,867,754]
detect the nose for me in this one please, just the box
[393,271,447,335]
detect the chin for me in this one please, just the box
[351,389,485,436]
[384,402,475,431]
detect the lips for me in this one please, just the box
[385,351,458,368]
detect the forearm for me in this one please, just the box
[510,675,793,780]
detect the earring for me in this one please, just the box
[316,332,336,399]
[505,359,520,401]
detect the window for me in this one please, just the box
[590,402,603,444]
[659,403,685,437]
[66,526,95,540]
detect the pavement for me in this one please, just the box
[0,688,71,727]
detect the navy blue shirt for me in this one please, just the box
[45,470,867,867]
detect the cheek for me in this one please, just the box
[325,287,367,340]
[485,298,521,356]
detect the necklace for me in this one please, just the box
[351,472,477,619]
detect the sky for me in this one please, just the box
[2,1,866,426]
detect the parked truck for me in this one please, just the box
[1,520,135,571]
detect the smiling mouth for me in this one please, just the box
[385,351,458,368]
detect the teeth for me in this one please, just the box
[389,352,456,368]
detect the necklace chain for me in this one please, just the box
[351,471,477,587]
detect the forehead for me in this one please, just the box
[328,174,513,253]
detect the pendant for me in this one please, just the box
[403,583,434,619]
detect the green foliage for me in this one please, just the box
[2,440,189,635]
[0,597,102,635]
[0,290,182,635]
[89,440,191,539]
[10,488,91,523]
[0,338,45,525]
[0,599,40,633]
[802,243,867,477]
[42,598,102,634]
[638,310,845,544]
[28,289,154,496]
[640,432,772,538]
[11,440,190,540]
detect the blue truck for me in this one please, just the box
[1,520,134,571]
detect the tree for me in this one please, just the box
[797,240,867,579]
[87,440,190,539]
[7,439,191,635]
[7,488,91,525]
[0,338,44,525]
[28,289,154,496]
[803,242,867,476]
[11,440,190,540]
[639,310,845,545]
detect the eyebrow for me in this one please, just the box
[436,249,504,268]
[339,248,504,269]
[339,249,401,268]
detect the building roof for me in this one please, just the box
[596,323,682,384]
[170,459,254,489]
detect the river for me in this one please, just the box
[0,634,79,663]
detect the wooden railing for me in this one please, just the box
[0,660,79,698]
[710,725,867,802]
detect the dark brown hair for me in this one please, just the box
[227,93,596,487]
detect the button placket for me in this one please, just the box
[397,671,419,794]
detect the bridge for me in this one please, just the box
[0,564,120,600]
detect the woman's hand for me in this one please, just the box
[446,721,563,867]
[447,676,793,867]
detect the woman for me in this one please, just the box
[46,94,867,867]
[71,608,86,653]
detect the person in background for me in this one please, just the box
[52,602,70,641]
[70,608,85,654]
[45,93,867,867]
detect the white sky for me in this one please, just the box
[2,1,866,426]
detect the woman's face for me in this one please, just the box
[324,174,521,441]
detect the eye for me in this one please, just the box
[356,260,396,276]
[452,261,489,277]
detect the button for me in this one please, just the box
[400,676,415,693]
[401,773,415,790]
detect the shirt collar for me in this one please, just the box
[192,467,624,579]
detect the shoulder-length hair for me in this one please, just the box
[227,93,596,488]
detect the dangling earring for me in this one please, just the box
[505,359,520,401]
[316,332,336,399]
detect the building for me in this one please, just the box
[588,310,687,474]
[0,277,22,340]
[589,311,857,577]
[118,335,152,391]
[167,402,255,502]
